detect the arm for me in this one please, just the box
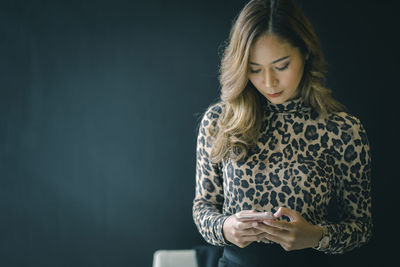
[317,116,373,254]
[192,104,230,246]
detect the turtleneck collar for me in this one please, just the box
[261,96,310,114]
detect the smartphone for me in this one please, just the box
[235,211,275,221]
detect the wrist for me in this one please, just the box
[313,225,330,250]
[312,225,324,248]
[222,215,234,245]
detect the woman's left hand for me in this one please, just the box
[254,207,323,251]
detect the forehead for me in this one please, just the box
[249,35,295,63]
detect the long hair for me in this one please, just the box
[208,0,345,164]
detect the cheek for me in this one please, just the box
[248,76,261,87]
[284,65,304,87]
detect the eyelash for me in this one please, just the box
[276,62,290,71]
[249,62,290,73]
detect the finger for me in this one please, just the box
[236,209,257,215]
[274,207,298,221]
[261,231,286,245]
[235,210,261,223]
[256,232,269,240]
[240,227,265,236]
[254,223,287,237]
[236,241,252,248]
[236,220,257,230]
[239,233,265,242]
[263,218,292,230]
[241,232,269,243]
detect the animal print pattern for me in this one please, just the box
[192,97,372,254]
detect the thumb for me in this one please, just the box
[273,207,297,221]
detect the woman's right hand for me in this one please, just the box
[222,210,268,248]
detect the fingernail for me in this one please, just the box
[263,220,271,225]
[252,222,258,227]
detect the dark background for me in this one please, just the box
[1,0,398,266]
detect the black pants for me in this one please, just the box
[218,242,333,267]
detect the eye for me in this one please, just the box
[249,69,261,74]
[275,62,290,71]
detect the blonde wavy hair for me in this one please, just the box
[207,0,345,164]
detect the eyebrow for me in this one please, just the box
[249,55,290,66]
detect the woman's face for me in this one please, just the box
[248,35,306,104]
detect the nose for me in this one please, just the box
[264,68,278,90]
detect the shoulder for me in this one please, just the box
[329,111,361,124]
[325,111,369,145]
[196,101,226,137]
[199,101,225,128]
[204,101,225,120]
[324,111,364,132]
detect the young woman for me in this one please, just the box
[193,0,372,266]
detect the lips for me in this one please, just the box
[267,91,283,98]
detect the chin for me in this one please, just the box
[266,96,288,105]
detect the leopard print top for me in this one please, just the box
[192,97,372,255]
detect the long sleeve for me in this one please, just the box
[192,104,230,246]
[317,116,372,254]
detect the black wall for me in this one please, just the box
[1,1,398,266]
